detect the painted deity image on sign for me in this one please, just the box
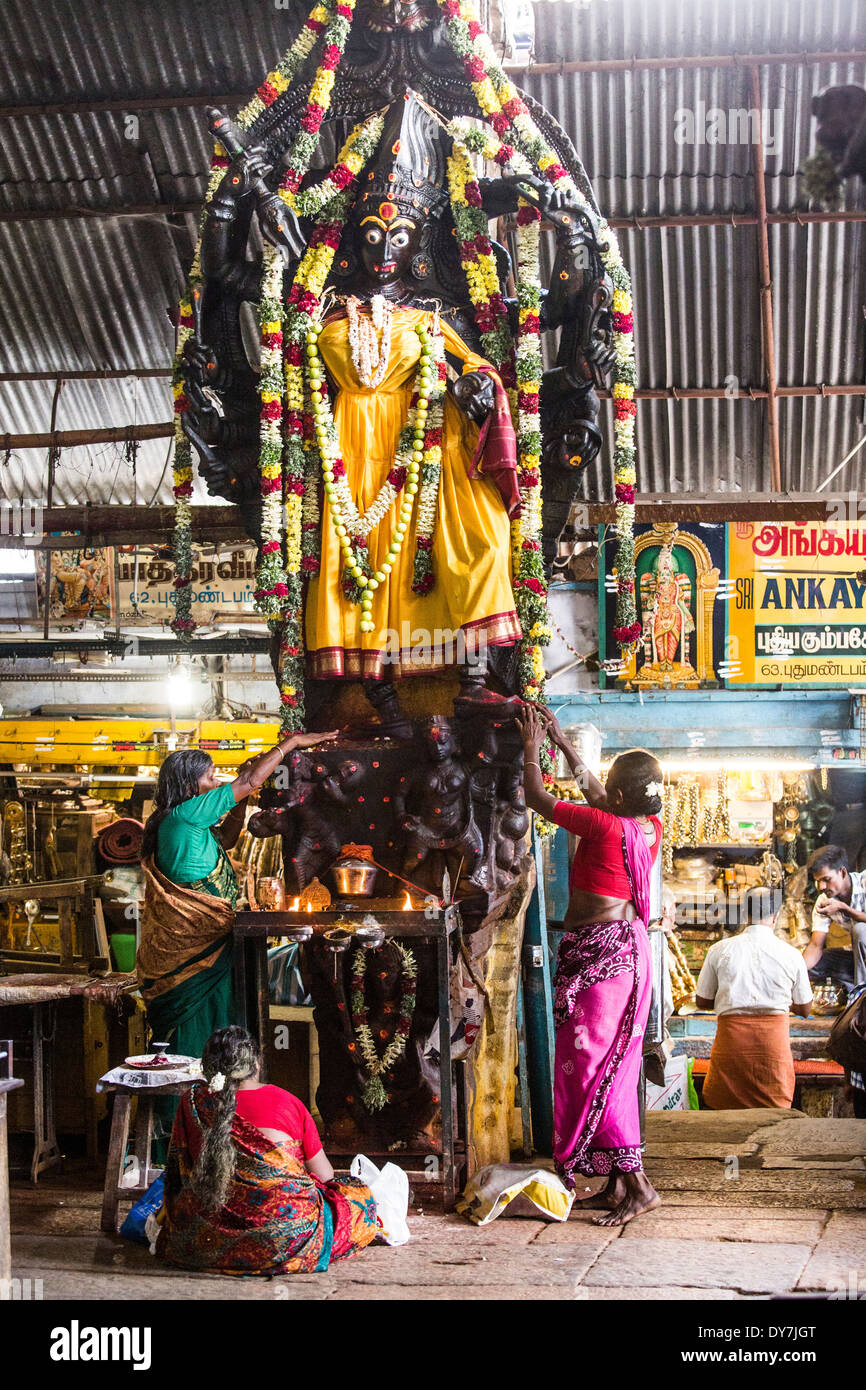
[605,522,721,688]
[37,546,111,622]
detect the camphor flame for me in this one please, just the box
[402,892,413,911]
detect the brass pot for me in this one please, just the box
[331,851,378,897]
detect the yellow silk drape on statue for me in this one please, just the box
[305,306,520,679]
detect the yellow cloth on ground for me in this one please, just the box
[305,306,520,679]
[457,1165,574,1225]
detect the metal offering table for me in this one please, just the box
[233,904,466,1207]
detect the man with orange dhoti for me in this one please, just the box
[696,888,813,1109]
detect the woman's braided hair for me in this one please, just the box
[190,1026,260,1211]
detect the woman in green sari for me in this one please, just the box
[137,732,335,1066]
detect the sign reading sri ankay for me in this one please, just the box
[727,522,866,685]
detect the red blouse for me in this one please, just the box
[552,802,661,897]
[233,1085,323,1160]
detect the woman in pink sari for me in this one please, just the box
[518,705,663,1226]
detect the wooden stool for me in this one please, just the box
[99,1080,197,1234]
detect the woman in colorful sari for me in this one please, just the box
[159,1026,378,1274]
[518,704,663,1227]
[137,733,335,1085]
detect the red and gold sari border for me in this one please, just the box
[306,610,521,681]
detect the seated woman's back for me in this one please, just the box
[234,1082,322,1156]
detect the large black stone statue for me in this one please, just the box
[178,0,618,1151]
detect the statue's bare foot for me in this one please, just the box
[346,713,413,741]
[578,1176,626,1210]
[592,1175,661,1227]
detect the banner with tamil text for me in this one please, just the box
[726,522,866,685]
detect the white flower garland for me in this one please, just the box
[347,293,393,389]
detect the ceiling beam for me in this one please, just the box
[0,94,249,120]
[0,496,855,550]
[2,202,866,228]
[0,635,269,656]
[0,504,249,549]
[0,368,171,384]
[0,423,173,449]
[0,48,861,122]
[588,493,859,524]
[506,49,866,76]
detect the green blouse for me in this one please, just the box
[156,783,237,885]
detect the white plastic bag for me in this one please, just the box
[645,1052,697,1110]
[423,954,485,1063]
[350,1153,411,1246]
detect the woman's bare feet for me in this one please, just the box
[592,1173,661,1227]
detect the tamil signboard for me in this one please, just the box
[112,545,260,627]
[36,543,262,628]
[726,522,866,686]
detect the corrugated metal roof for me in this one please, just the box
[0,0,863,505]
[521,0,866,495]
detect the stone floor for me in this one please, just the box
[8,1109,866,1301]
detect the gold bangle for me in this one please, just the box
[525,759,541,769]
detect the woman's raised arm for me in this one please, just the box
[230,730,339,803]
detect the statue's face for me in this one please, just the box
[424,721,454,759]
[358,208,422,284]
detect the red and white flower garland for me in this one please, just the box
[172,0,348,639]
[446,133,552,782]
[439,0,641,657]
[274,112,385,724]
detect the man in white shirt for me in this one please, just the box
[696,888,812,1109]
[802,845,866,989]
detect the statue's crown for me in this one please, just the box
[355,90,450,219]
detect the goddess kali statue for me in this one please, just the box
[178,0,617,739]
[174,0,631,1150]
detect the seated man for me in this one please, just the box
[158,1026,379,1275]
[696,888,812,1110]
[802,844,866,991]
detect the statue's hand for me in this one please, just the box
[180,338,222,444]
[452,371,495,425]
[218,145,274,201]
[490,174,583,232]
[542,418,603,474]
